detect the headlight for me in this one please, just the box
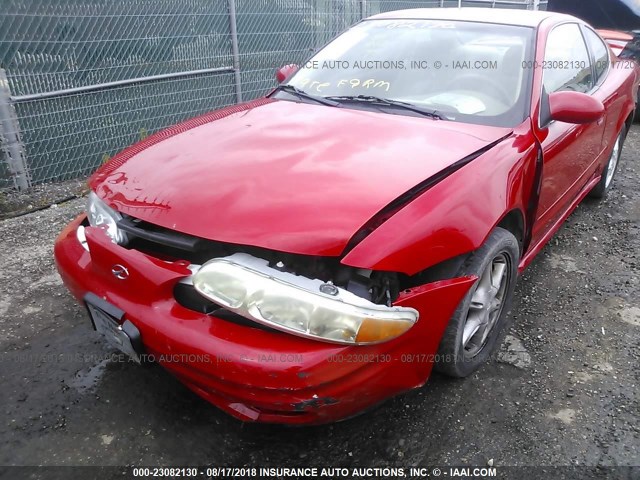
[86,191,128,244]
[193,254,418,345]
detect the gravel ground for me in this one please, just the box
[0,179,86,220]
[0,128,638,475]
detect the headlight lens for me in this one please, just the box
[193,255,418,345]
[86,191,127,244]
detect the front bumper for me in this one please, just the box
[54,214,475,424]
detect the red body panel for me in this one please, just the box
[597,29,634,56]
[342,121,537,275]
[90,100,510,257]
[55,218,474,424]
[529,18,638,249]
[54,10,640,424]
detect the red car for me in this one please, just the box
[55,8,638,424]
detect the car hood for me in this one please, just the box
[91,99,511,256]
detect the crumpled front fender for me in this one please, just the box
[388,275,478,383]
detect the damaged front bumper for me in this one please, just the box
[54,214,476,424]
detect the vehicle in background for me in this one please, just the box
[548,0,640,117]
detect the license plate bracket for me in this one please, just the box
[84,293,143,363]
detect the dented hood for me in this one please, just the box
[91,99,511,256]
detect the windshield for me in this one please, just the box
[282,19,535,127]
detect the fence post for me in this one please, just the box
[532,0,540,10]
[0,69,30,190]
[360,0,367,19]
[227,0,243,103]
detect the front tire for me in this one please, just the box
[435,228,519,378]
[589,128,626,199]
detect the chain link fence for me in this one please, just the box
[0,0,546,191]
[0,145,9,191]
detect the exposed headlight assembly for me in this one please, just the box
[193,253,418,345]
[86,191,128,244]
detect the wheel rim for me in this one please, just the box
[605,134,621,188]
[462,253,510,357]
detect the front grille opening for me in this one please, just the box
[118,215,345,272]
[120,214,412,307]
[119,216,212,262]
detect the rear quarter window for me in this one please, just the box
[583,27,610,84]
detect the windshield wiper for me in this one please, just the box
[325,95,444,120]
[273,84,340,107]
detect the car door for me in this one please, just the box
[533,22,607,242]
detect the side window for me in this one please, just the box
[583,27,610,84]
[543,23,593,94]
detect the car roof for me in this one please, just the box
[367,7,574,28]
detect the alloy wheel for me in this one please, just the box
[605,134,621,189]
[462,253,510,357]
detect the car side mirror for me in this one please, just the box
[275,64,299,83]
[548,91,604,125]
